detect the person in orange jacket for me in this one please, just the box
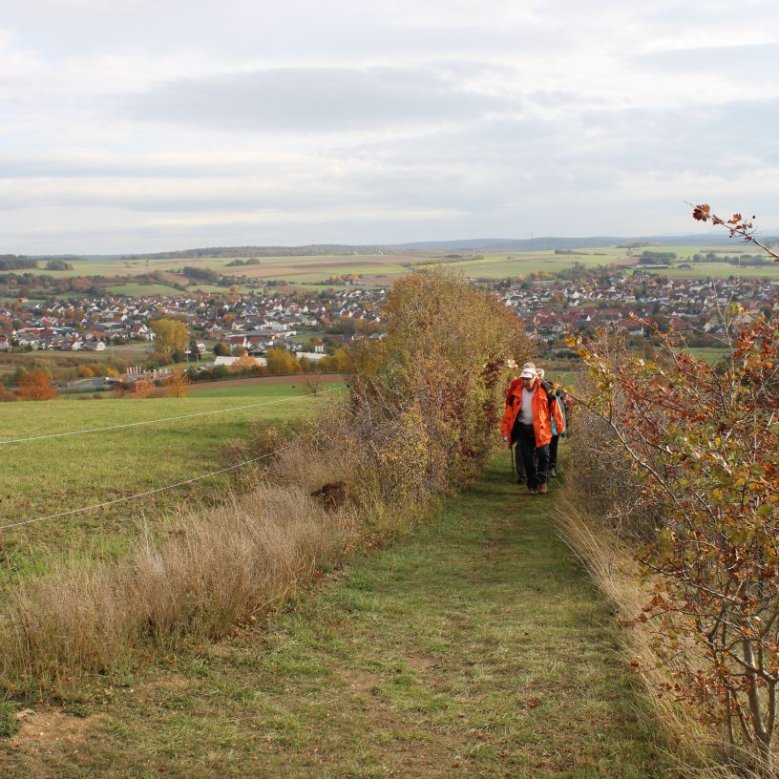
[501,363,565,495]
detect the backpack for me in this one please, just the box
[550,394,567,438]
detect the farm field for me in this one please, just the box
[106,283,188,296]
[18,242,779,294]
[0,343,150,380]
[649,262,779,278]
[417,248,633,278]
[0,380,346,577]
[28,252,435,288]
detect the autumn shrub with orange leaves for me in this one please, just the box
[572,292,779,772]
[16,368,58,401]
[128,378,158,399]
[163,369,190,398]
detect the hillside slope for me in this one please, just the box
[1,460,678,778]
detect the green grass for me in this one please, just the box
[0,460,679,778]
[683,347,730,364]
[0,383,343,575]
[641,262,779,278]
[0,700,19,739]
[107,283,187,295]
[16,244,779,295]
[419,248,633,278]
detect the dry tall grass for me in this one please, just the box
[0,484,357,692]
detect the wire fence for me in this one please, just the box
[0,387,346,533]
[0,386,345,446]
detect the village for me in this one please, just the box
[499,268,779,351]
[1,268,777,377]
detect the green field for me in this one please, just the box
[417,248,631,278]
[0,381,345,576]
[17,243,779,295]
[106,283,188,296]
[682,346,730,364]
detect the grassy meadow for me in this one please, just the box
[682,346,730,364]
[0,459,680,778]
[0,380,345,576]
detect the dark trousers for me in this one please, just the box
[516,423,550,490]
[549,435,560,469]
[513,444,526,483]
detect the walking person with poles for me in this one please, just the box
[500,363,565,495]
[503,365,532,484]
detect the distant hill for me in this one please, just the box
[397,234,779,251]
[17,232,779,261]
[118,245,388,260]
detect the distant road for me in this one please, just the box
[187,373,348,392]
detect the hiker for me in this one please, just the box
[537,370,569,478]
[502,364,534,484]
[501,363,565,495]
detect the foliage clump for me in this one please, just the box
[572,301,779,774]
[349,269,529,501]
[16,368,58,401]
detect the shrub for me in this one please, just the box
[128,379,157,399]
[350,269,530,496]
[16,369,58,401]
[573,304,779,774]
[163,369,189,398]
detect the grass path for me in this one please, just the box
[1,460,678,778]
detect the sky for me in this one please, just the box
[1,0,778,254]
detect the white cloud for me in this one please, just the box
[1,0,779,252]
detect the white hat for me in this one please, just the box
[519,363,537,379]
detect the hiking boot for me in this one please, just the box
[549,467,557,478]
[538,483,548,495]
[526,487,537,495]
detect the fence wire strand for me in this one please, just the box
[0,387,346,532]
[0,384,344,446]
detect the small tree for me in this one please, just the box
[163,369,189,398]
[265,346,299,375]
[150,318,188,363]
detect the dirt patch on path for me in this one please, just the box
[8,707,100,750]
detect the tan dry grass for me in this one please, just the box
[0,484,358,694]
[555,495,770,778]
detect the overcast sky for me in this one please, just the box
[2,0,778,254]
